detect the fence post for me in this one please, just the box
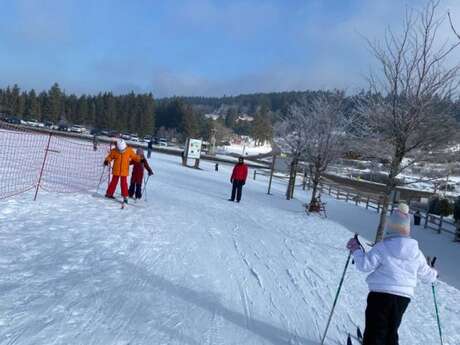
[34,132,52,201]
[345,193,349,203]
[253,170,257,180]
[366,197,370,209]
[377,198,381,213]
[355,194,359,205]
[267,155,276,195]
[439,216,443,234]
[424,212,429,229]
[328,186,332,195]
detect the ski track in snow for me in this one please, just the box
[0,152,459,345]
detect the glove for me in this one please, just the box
[242,181,246,185]
[141,158,146,163]
[230,179,234,183]
[346,238,361,253]
[148,171,154,176]
[103,160,109,166]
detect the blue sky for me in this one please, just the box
[0,0,458,97]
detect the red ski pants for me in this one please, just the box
[106,175,128,197]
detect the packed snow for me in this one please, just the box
[0,153,459,345]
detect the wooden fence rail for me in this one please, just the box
[253,169,459,241]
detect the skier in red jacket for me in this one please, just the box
[128,148,153,199]
[228,157,248,202]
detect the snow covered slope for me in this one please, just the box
[0,153,459,345]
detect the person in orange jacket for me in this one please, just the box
[104,139,141,202]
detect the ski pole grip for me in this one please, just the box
[431,256,437,268]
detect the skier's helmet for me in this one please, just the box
[116,139,127,152]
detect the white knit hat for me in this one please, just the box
[398,202,409,215]
[385,203,411,238]
[116,139,127,152]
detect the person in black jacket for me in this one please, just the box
[454,196,460,242]
[147,139,153,158]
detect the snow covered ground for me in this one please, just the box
[0,153,459,345]
[217,142,272,156]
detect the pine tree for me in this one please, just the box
[48,83,63,123]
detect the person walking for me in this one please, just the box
[228,157,248,203]
[147,138,153,159]
[104,139,141,203]
[346,203,438,345]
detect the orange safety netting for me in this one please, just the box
[0,121,111,200]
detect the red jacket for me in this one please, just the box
[130,159,153,184]
[231,163,248,182]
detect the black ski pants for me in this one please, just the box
[129,181,143,199]
[363,292,410,345]
[230,180,244,202]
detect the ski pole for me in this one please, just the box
[320,234,356,345]
[96,166,106,194]
[430,257,443,345]
[143,175,151,202]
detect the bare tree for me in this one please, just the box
[275,92,356,204]
[358,0,460,242]
[448,11,460,40]
[299,92,356,207]
[274,106,311,200]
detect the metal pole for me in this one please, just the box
[34,132,52,201]
[430,257,443,345]
[320,249,353,345]
[96,166,106,194]
[143,175,150,202]
[267,154,276,195]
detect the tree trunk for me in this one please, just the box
[309,166,321,204]
[286,158,298,200]
[375,192,391,242]
[374,150,404,242]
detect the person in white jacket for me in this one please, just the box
[346,203,437,345]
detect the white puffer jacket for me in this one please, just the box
[352,236,437,298]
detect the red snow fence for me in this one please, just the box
[0,121,110,201]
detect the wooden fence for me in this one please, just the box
[253,169,460,241]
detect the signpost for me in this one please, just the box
[184,138,203,168]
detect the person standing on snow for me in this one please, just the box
[453,196,460,242]
[346,203,437,345]
[104,139,141,203]
[147,138,153,159]
[228,157,248,203]
[129,148,153,199]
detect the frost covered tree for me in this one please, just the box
[275,92,355,203]
[274,104,311,200]
[358,0,460,242]
[298,92,356,207]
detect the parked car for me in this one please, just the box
[108,131,119,138]
[121,133,131,140]
[130,136,140,142]
[90,128,101,135]
[6,116,21,125]
[58,124,69,132]
[142,135,152,143]
[159,138,168,147]
[100,130,109,136]
[70,125,87,133]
